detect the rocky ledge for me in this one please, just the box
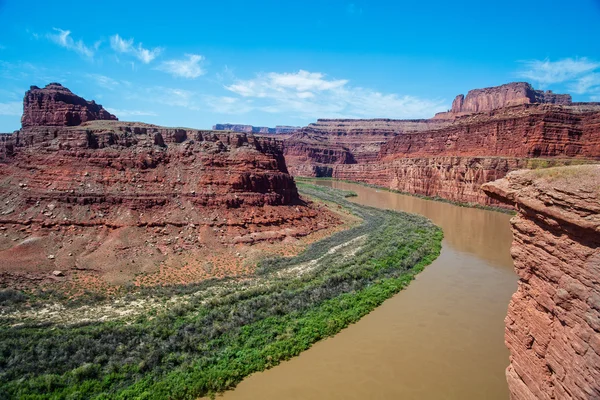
[0,84,339,290]
[434,82,572,119]
[21,83,117,127]
[482,165,600,399]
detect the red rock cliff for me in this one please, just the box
[434,82,572,119]
[21,83,117,127]
[0,84,339,289]
[482,166,600,400]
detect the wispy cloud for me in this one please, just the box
[110,34,161,64]
[218,69,445,119]
[105,108,158,117]
[518,58,599,85]
[517,57,600,98]
[0,102,22,116]
[86,73,131,91]
[47,28,94,58]
[158,54,205,78]
[126,86,201,110]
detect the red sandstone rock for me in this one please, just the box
[433,82,572,119]
[0,84,339,288]
[306,104,600,207]
[21,83,117,127]
[381,104,600,160]
[483,165,600,400]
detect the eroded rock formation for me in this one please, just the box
[21,83,117,127]
[434,82,572,119]
[283,118,452,176]
[284,83,600,208]
[0,84,339,290]
[482,166,600,400]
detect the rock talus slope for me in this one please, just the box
[483,166,600,400]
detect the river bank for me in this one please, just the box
[216,180,517,400]
[0,183,442,399]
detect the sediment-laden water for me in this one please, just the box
[219,180,517,400]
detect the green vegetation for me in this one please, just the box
[0,184,442,399]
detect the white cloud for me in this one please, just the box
[87,74,120,90]
[569,73,600,95]
[110,34,161,64]
[158,54,206,79]
[219,70,446,119]
[126,86,200,111]
[518,58,600,86]
[47,28,94,58]
[0,102,22,116]
[105,108,158,117]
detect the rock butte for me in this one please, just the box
[282,82,600,208]
[0,83,339,290]
[483,165,600,400]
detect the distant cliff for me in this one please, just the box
[213,123,300,134]
[434,82,572,119]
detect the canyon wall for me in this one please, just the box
[434,82,572,119]
[283,118,452,176]
[482,166,600,400]
[0,83,338,289]
[318,104,600,207]
[284,84,600,208]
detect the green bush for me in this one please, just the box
[0,183,442,399]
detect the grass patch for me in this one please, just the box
[0,184,442,399]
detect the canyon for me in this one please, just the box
[283,82,600,208]
[483,166,600,400]
[213,123,300,134]
[0,83,338,291]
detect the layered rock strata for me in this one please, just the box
[283,119,452,176]
[434,82,572,119]
[21,83,117,127]
[0,84,338,289]
[294,103,600,208]
[482,166,600,400]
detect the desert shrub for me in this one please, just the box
[0,183,442,399]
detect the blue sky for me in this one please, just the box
[0,0,599,131]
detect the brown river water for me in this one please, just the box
[216,180,517,400]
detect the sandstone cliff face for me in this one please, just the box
[322,104,600,207]
[0,84,339,290]
[21,83,117,127]
[283,119,452,175]
[434,82,572,119]
[482,166,600,400]
[381,104,600,160]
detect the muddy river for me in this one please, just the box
[218,180,517,399]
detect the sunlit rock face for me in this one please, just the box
[0,83,339,288]
[21,83,118,127]
[483,166,600,400]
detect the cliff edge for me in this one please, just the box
[482,165,600,399]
